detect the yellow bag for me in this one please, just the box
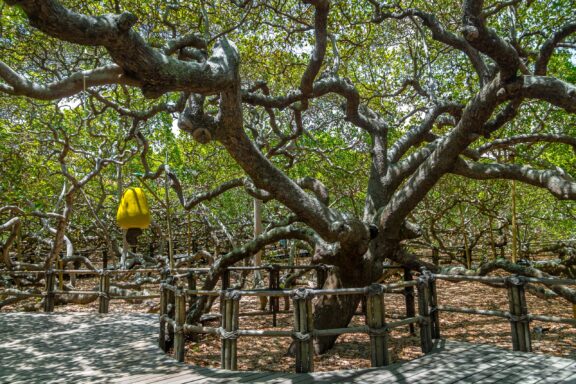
[116,188,151,229]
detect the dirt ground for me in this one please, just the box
[178,278,575,372]
[2,273,575,372]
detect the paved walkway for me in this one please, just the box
[0,312,574,383]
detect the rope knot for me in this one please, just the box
[368,327,389,336]
[218,327,239,340]
[291,287,314,301]
[507,314,530,323]
[366,283,384,296]
[506,275,526,287]
[292,332,311,341]
[223,288,242,301]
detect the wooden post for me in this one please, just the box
[417,270,433,354]
[458,204,472,269]
[507,276,531,352]
[268,265,280,327]
[44,270,55,313]
[292,288,314,373]
[220,289,240,370]
[159,284,167,351]
[511,179,518,264]
[431,247,439,266]
[58,257,64,291]
[428,275,440,339]
[166,279,176,350]
[366,284,391,366]
[187,271,197,312]
[102,249,108,270]
[488,216,497,261]
[316,265,327,288]
[404,268,416,336]
[222,269,230,290]
[98,271,110,314]
[174,289,187,362]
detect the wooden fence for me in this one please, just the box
[3,268,163,313]
[3,265,575,374]
[159,272,431,373]
[159,269,576,373]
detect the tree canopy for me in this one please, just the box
[1,0,575,353]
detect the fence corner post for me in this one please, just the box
[220,289,240,370]
[506,275,531,352]
[417,268,433,354]
[366,284,391,367]
[403,268,416,336]
[428,272,440,339]
[174,288,187,362]
[292,288,314,373]
[44,269,55,313]
[159,283,167,351]
[98,270,110,314]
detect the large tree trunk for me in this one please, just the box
[311,237,400,353]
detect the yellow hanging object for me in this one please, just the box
[116,188,151,229]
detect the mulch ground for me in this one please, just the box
[2,274,575,372]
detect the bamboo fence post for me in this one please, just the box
[159,284,167,351]
[506,275,531,352]
[366,284,391,366]
[44,270,55,312]
[102,249,108,270]
[220,289,240,370]
[174,289,187,362]
[292,288,314,373]
[417,270,433,353]
[98,270,110,314]
[268,265,280,327]
[404,268,416,336]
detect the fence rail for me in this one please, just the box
[3,265,575,374]
[159,270,576,374]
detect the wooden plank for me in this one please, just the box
[516,360,576,384]
[459,353,564,384]
[2,313,575,384]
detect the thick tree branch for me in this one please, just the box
[388,102,463,163]
[296,177,330,206]
[300,0,329,101]
[478,134,576,154]
[6,0,238,98]
[452,158,576,200]
[0,63,138,100]
[518,76,576,113]
[379,76,503,237]
[373,7,490,84]
[535,22,576,76]
[461,0,520,79]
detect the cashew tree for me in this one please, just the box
[1,0,575,352]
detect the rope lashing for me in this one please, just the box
[367,327,389,336]
[223,289,242,301]
[291,287,314,300]
[507,314,530,323]
[506,275,526,287]
[291,331,311,341]
[218,327,239,340]
[420,267,436,282]
[366,283,384,296]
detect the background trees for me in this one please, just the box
[1,0,575,352]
